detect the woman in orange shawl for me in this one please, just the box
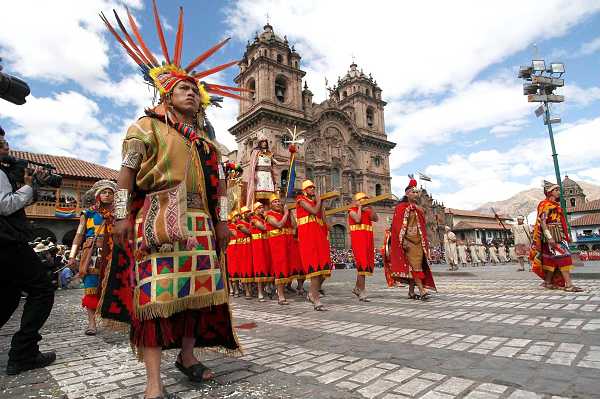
[530,181,582,291]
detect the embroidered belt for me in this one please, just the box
[251,233,268,240]
[236,237,250,244]
[297,215,324,226]
[350,224,373,232]
[228,239,237,245]
[268,228,294,238]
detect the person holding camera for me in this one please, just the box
[0,125,56,375]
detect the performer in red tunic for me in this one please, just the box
[296,180,332,310]
[390,177,437,300]
[250,202,272,301]
[226,211,241,297]
[349,192,378,301]
[266,194,298,305]
[237,206,254,299]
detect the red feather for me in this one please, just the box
[126,7,158,65]
[99,12,144,66]
[185,37,231,72]
[152,0,171,64]
[173,7,184,66]
[112,10,151,66]
[192,60,239,80]
[205,83,252,93]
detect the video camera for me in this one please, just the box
[0,58,30,105]
[0,155,62,188]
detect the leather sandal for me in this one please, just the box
[314,304,325,311]
[175,354,214,382]
[278,299,290,305]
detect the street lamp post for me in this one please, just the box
[518,60,569,223]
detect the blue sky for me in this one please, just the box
[1,0,600,209]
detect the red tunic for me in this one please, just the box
[236,220,254,282]
[226,223,241,281]
[250,215,272,283]
[266,210,298,285]
[348,206,375,275]
[296,195,331,278]
[390,202,436,290]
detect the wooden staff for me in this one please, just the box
[285,191,340,210]
[324,193,394,216]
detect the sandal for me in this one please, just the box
[145,392,181,399]
[420,292,431,301]
[314,304,325,311]
[258,297,266,302]
[175,354,214,382]
[278,299,290,305]
[359,295,370,302]
[564,285,583,292]
[352,288,360,297]
[244,296,253,300]
[319,289,326,296]
[408,293,420,300]
[84,327,96,336]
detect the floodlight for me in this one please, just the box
[532,59,546,72]
[518,65,533,79]
[549,63,565,74]
[523,83,538,95]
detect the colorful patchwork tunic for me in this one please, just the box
[530,199,572,287]
[99,114,239,358]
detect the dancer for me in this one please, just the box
[489,244,500,264]
[348,192,378,301]
[498,242,509,263]
[457,240,468,267]
[511,215,532,271]
[296,180,332,310]
[250,202,273,301]
[68,180,117,336]
[238,206,254,298]
[100,5,241,397]
[265,194,298,305]
[469,240,481,267]
[478,243,488,266]
[443,226,458,271]
[530,181,582,291]
[226,211,241,297]
[389,177,436,300]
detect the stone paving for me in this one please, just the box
[1,262,600,398]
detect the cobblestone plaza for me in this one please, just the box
[2,264,599,399]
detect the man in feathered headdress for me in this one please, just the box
[530,181,582,291]
[389,176,436,300]
[99,3,243,398]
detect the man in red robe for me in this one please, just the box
[349,192,378,301]
[390,177,436,300]
[296,180,332,311]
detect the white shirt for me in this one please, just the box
[0,168,33,216]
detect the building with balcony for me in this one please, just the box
[568,199,600,250]
[445,208,513,244]
[9,150,118,245]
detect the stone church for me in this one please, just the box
[229,23,396,249]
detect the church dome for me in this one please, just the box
[258,23,286,44]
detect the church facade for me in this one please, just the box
[229,24,396,249]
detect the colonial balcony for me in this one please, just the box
[25,201,81,220]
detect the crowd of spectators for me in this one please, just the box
[329,248,384,269]
[29,237,78,289]
[37,190,77,205]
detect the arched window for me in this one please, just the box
[276,54,283,63]
[331,167,340,189]
[375,183,382,196]
[330,224,346,250]
[275,75,287,103]
[570,198,576,207]
[247,78,256,102]
[366,107,374,128]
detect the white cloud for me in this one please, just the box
[425,115,600,208]
[579,35,600,56]
[0,91,111,164]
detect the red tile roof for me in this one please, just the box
[569,199,600,214]
[9,150,118,181]
[452,220,510,231]
[571,213,600,227]
[445,208,511,220]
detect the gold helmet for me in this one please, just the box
[354,192,368,202]
[253,201,264,211]
[240,206,251,214]
[269,193,280,203]
[301,180,315,191]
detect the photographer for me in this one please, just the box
[0,125,56,375]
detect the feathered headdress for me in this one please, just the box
[405,174,418,193]
[99,1,250,107]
